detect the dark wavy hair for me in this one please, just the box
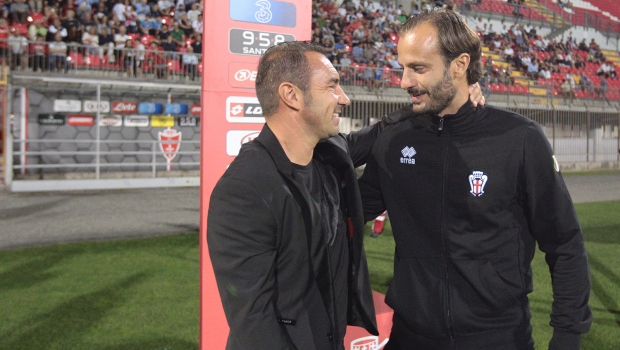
[400,9,483,85]
[255,41,326,117]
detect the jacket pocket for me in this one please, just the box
[451,258,524,334]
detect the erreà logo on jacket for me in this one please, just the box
[400,146,416,164]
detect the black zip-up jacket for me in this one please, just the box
[208,122,390,350]
[359,101,592,350]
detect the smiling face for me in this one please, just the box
[398,23,457,115]
[301,52,350,140]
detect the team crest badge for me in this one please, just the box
[469,170,488,197]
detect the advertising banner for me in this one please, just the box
[99,115,122,126]
[53,99,81,112]
[124,115,149,127]
[151,115,175,127]
[165,103,189,115]
[38,113,65,125]
[113,102,138,113]
[67,114,95,126]
[84,100,111,113]
[139,103,163,114]
[190,105,201,115]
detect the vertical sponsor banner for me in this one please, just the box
[200,1,310,349]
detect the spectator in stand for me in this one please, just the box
[28,19,47,41]
[157,23,170,41]
[340,52,351,66]
[183,45,198,80]
[31,34,47,71]
[125,6,138,33]
[191,33,202,55]
[49,31,69,72]
[139,13,154,35]
[192,13,203,35]
[161,32,177,54]
[527,58,539,80]
[8,28,27,70]
[158,0,174,15]
[98,26,114,61]
[578,39,588,51]
[113,0,127,22]
[47,18,67,41]
[82,25,99,54]
[352,25,365,43]
[597,60,612,77]
[588,39,599,52]
[178,13,192,36]
[10,0,29,24]
[94,2,110,22]
[187,3,200,23]
[135,0,150,20]
[150,3,162,18]
[596,74,610,104]
[579,72,592,92]
[63,10,80,30]
[122,38,138,76]
[574,54,584,69]
[539,64,551,80]
[147,41,167,78]
[64,25,81,45]
[351,42,363,62]
[115,24,131,47]
[81,12,97,31]
[170,22,185,46]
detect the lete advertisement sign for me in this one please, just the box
[84,100,111,113]
[112,102,138,113]
[201,0,312,349]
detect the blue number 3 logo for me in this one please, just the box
[255,0,273,23]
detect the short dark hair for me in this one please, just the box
[400,9,483,85]
[255,41,326,117]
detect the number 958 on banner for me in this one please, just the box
[229,28,296,56]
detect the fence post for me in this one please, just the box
[152,141,157,178]
[552,106,556,153]
[586,107,590,162]
[4,83,12,190]
[95,83,101,179]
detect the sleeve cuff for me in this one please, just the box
[549,329,581,350]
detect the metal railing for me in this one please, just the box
[11,139,200,178]
[1,39,203,82]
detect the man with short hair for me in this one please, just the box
[359,9,591,350]
[208,41,382,349]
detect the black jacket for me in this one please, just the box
[207,121,388,350]
[359,101,592,350]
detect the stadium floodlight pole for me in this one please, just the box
[95,83,101,180]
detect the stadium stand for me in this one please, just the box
[0,0,204,80]
[310,0,620,102]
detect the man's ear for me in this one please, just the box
[279,82,303,112]
[452,53,471,81]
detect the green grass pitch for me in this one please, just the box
[0,201,618,349]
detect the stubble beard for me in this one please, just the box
[407,66,458,115]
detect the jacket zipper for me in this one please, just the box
[439,116,456,348]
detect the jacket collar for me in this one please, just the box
[255,123,354,175]
[429,99,485,132]
[255,123,295,176]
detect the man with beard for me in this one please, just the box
[358,9,591,350]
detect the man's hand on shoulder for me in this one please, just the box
[469,83,485,107]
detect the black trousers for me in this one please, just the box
[384,313,534,350]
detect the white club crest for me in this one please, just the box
[468,170,488,197]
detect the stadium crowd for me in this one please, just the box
[475,17,620,102]
[0,0,204,78]
[311,0,456,91]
